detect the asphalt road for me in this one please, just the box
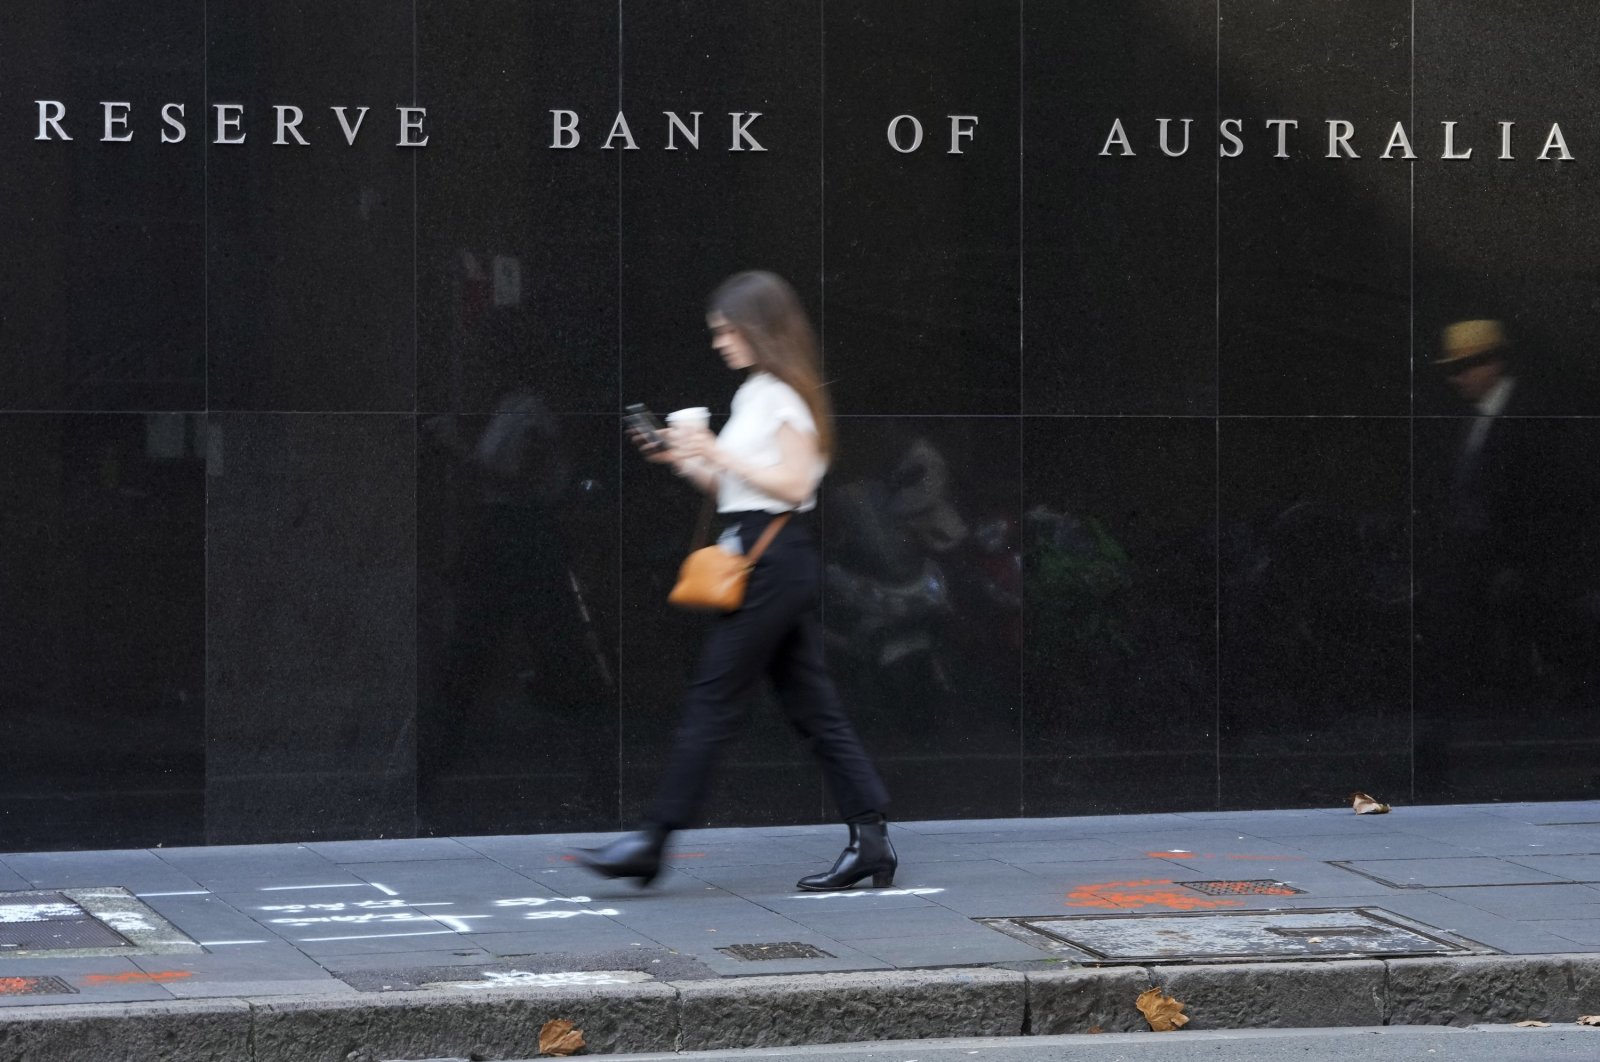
[565,1026,1600,1062]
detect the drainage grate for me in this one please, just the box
[0,892,131,953]
[982,908,1481,965]
[716,942,835,961]
[1182,879,1305,897]
[0,975,77,997]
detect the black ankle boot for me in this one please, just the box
[796,818,897,891]
[574,826,670,887]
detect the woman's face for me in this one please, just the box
[707,312,757,371]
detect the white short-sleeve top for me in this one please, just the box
[716,371,827,514]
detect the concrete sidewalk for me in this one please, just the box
[4,801,1600,1060]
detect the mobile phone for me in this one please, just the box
[623,403,667,451]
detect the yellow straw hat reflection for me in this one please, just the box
[1436,319,1508,364]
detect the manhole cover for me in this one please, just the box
[716,942,835,961]
[0,975,78,997]
[0,888,201,960]
[0,893,131,952]
[983,908,1482,965]
[1183,880,1305,897]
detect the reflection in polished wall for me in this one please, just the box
[417,405,618,835]
[824,419,1022,819]
[1023,418,1216,814]
[5,0,1600,851]
[0,416,205,849]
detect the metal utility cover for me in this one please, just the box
[0,887,201,960]
[992,908,1476,965]
[0,975,77,997]
[0,892,131,952]
[1183,879,1304,897]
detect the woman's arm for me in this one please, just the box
[670,423,821,507]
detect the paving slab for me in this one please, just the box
[301,837,482,863]
[1177,811,1391,837]
[1455,826,1600,857]
[149,845,360,892]
[0,850,207,894]
[0,863,32,893]
[0,955,180,1007]
[337,857,553,899]
[849,929,1053,968]
[1271,834,1476,860]
[132,893,282,946]
[1435,883,1600,918]
[776,904,980,938]
[1507,854,1600,881]
[1334,856,1571,888]
[949,839,1153,864]
[1489,802,1600,825]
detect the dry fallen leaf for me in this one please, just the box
[1514,1020,1552,1028]
[540,1018,587,1057]
[1351,791,1391,815]
[1136,987,1190,1032]
[1577,1015,1600,1026]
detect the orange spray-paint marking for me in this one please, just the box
[81,971,193,986]
[1064,879,1246,911]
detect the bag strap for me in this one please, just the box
[742,513,791,567]
[689,496,792,563]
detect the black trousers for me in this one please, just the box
[648,511,890,830]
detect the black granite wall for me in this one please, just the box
[3,1,1597,851]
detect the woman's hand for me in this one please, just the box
[663,426,721,467]
[628,428,678,464]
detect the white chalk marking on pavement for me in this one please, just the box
[97,911,158,934]
[522,909,619,920]
[298,929,460,942]
[789,887,945,900]
[424,970,654,991]
[0,903,80,922]
[199,939,270,946]
[423,914,490,933]
[257,900,449,913]
[494,896,593,907]
[269,913,487,930]
[136,891,212,897]
[369,883,400,896]
[259,883,372,892]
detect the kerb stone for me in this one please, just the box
[1025,967,1150,1034]
[0,998,251,1062]
[248,983,678,1062]
[674,969,1027,1051]
[1386,954,1600,1026]
[1152,960,1386,1030]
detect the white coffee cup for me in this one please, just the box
[666,406,711,431]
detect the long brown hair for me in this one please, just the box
[708,271,835,458]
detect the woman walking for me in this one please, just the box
[577,271,895,891]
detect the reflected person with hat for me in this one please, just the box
[1437,319,1520,450]
[1432,318,1580,696]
